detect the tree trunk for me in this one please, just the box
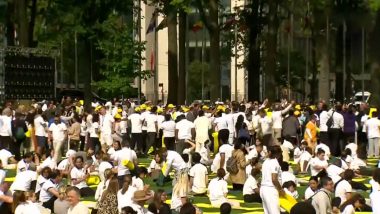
[247,1,262,101]
[28,0,37,47]
[83,39,93,112]
[14,0,29,47]
[208,0,221,101]
[368,10,380,107]
[310,31,318,103]
[264,0,279,100]
[166,7,178,104]
[177,10,186,104]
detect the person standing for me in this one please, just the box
[193,110,211,152]
[34,109,48,156]
[318,103,330,146]
[342,105,357,144]
[229,140,248,190]
[128,108,143,154]
[282,109,301,146]
[67,115,81,151]
[112,141,138,188]
[304,114,318,153]
[11,112,28,160]
[272,102,293,145]
[99,106,115,153]
[145,106,158,155]
[258,109,274,147]
[160,114,176,151]
[175,115,195,154]
[0,108,13,151]
[328,104,344,157]
[364,111,380,158]
[260,146,284,214]
[49,116,67,161]
[66,186,89,214]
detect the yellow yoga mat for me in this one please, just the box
[161,162,168,174]
[352,178,366,182]
[212,132,219,154]
[279,194,297,213]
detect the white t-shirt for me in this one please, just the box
[345,143,358,158]
[0,169,5,184]
[70,167,88,189]
[34,115,47,137]
[175,119,195,140]
[39,156,57,170]
[335,180,352,204]
[128,113,143,134]
[161,120,176,138]
[132,176,144,191]
[117,186,138,213]
[208,178,228,202]
[281,171,297,185]
[15,202,41,214]
[89,122,99,138]
[304,186,316,200]
[214,117,228,131]
[259,116,273,135]
[194,116,211,139]
[261,158,282,187]
[145,113,157,133]
[217,144,234,170]
[309,157,328,176]
[370,179,380,192]
[315,143,331,159]
[189,163,208,194]
[17,160,29,174]
[39,179,58,202]
[243,175,258,195]
[327,164,344,184]
[112,147,137,176]
[57,159,70,171]
[98,161,113,182]
[365,118,380,138]
[49,123,67,142]
[140,111,150,131]
[370,190,380,214]
[0,149,13,167]
[67,202,89,214]
[148,159,161,173]
[350,157,366,170]
[10,170,37,192]
[100,113,114,135]
[35,175,47,193]
[341,204,355,214]
[319,111,329,132]
[164,150,186,174]
[157,115,165,130]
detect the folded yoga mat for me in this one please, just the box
[279,194,297,213]
[5,177,15,182]
[352,178,367,182]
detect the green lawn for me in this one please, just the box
[5,157,379,214]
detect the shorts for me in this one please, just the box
[37,136,47,148]
[100,133,113,146]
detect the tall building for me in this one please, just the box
[138,0,247,104]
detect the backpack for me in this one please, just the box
[326,112,335,129]
[226,155,239,175]
[15,127,26,140]
[238,128,250,139]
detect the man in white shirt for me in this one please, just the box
[66,186,89,214]
[370,169,380,214]
[272,102,293,144]
[328,104,345,156]
[0,182,13,213]
[335,169,354,205]
[128,109,143,153]
[258,109,273,146]
[0,108,12,152]
[10,164,37,193]
[34,109,48,155]
[318,103,330,145]
[157,148,186,187]
[40,170,62,212]
[49,116,67,161]
[189,153,208,195]
[99,106,114,152]
[0,149,16,169]
[175,115,195,154]
[193,110,211,152]
[365,111,380,157]
[112,142,138,188]
[145,106,158,155]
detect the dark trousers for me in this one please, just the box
[232,183,244,191]
[89,137,101,152]
[80,187,95,197]
[164,137,175,151]
[319,131,329,144]
[80,135,86,151]
[262,134,273,147]
[328,128,342,156]
[131,133,143,152]
[243,193,262,203]
[218,129,230,145]
[176,139,186,154]
[42,196,57,213]
[0,202,11,214]
[0,136,12,150]
[142,130,147,152]
[11,138,24,161]
[145,132,157,154]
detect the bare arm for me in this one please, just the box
[48,187,60,198]
[271,173,285,197]
[0,194,13,203]
[220,153,226,169]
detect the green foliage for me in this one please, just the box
[93,14,148,96]
[187,60,210,101]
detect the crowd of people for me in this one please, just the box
[0,97,379,214]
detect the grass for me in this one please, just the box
[5,157,379,214]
